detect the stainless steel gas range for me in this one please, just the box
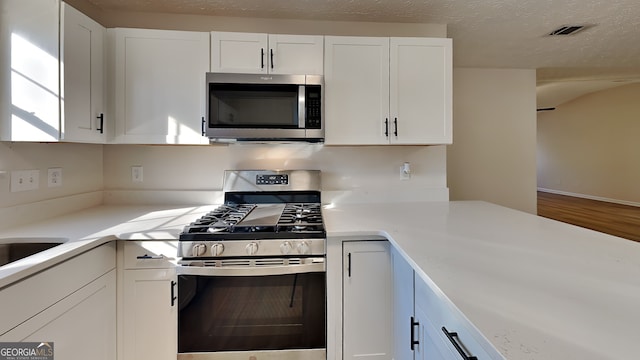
[176,170,326,360]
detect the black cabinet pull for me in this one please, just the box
[270,48,274,69]
[171,280,177,307]
[96,113,104,134]
[201,116,205,136]
[394,117,398,137]
[261,48,265,69]
[136,254,164,260]
[384,118,389,137]
[442,327,478,360]
[410,316,420,350]
[347,253,352,277]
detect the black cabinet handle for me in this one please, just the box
[171,280,177,307]
[261,48,265,69]
[201,116,205,136]
[347,253,352,277]
[442,327,478,360]
[394,117,398,137]
[270,48,274,69]
[410,316,420,350]
[136,254,164,260]
[96,113,104,134]
[384,118,389,137]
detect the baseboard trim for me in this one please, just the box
[537,188,640,208]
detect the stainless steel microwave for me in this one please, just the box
[205,73,323,142]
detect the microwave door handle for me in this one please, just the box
[299,85,306,128]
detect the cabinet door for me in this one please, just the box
[414,279,460,360]
[343,241,392,360]
[324,36,389,145]
[392,247,415,360]
[0,270,116,360]
[268,34,324,75]
[0,0,60,142]
[61,3,106,143]
[122,268,177,360]
[112,28,209,144]
[390,37,452,145]
[211,31,267,73]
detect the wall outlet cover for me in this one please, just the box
[131,166,143,183]
[11,169,40,192]
[47,167,62,187]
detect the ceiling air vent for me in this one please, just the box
[547,25,589,36]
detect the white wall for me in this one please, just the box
[92,6,450,205]
[0,142,103,208]
[537,83,640,205]
[103,144,448,204]
[447,68,537,214]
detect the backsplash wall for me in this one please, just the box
[103,144,448,203]
[0,142,103,208]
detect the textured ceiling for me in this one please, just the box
[85,0,640,105]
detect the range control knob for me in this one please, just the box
[297,241,311,255]
[245,242,259,255]
[280,241,293,255]
[211,243,225,256]
[191,243,207,257]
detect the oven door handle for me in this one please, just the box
[176,259,326,276]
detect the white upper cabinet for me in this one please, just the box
[211,32,323,75]
[390,37,452,145]
[61,3,106,143]
[324,36,390,145]
[110,28,209,144]
[324,36,452,145]
[0,0,60,142]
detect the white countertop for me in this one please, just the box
[1,200,639,360]
[322,201,640,360]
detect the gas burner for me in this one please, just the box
[177,170,325,257]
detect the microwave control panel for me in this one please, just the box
[305,85,322,129]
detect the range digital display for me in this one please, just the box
[256,174,289,185]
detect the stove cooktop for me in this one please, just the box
[179,202,325,241]
[177,170,326,259]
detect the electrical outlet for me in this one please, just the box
[11,169,40,192]
[131,166,143,183]
[47,167,62,187]
[400,162,411,180]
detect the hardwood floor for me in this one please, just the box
[537,191,640,242]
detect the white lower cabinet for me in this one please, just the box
[120,241,177,360]
[0,243,117,360]
[342,241,392,360]
[122,268,176,360]
[393,246,503,360]
[393,246,457,359]
[1,270,116,360]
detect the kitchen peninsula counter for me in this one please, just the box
[1,200,639,359]
[322,201,640,360]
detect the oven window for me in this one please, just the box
[209,84,299,128]
[178,273,326,353]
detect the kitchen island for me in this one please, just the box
[1,200,639,360]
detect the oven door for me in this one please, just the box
[176,259,326,360]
